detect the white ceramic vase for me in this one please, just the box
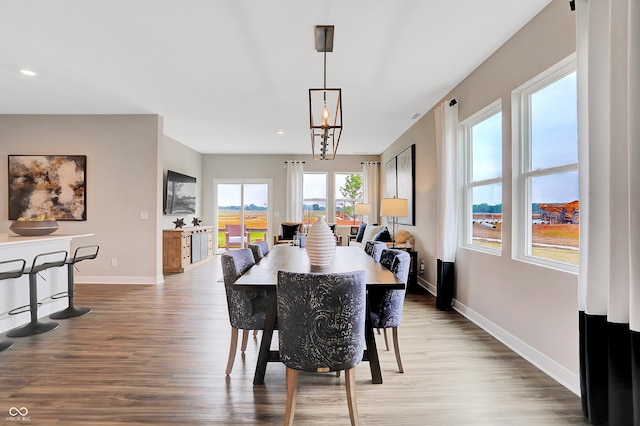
[305,216,336,267]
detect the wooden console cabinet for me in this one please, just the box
[163,227,213,273]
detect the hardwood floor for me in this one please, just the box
[0,256,587,425]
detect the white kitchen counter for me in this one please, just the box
[0,233,93,334]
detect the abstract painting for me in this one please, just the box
[396,145,415,225]
[8,155,87,221]
[385,145,415,225]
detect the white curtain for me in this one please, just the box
[435,101,459,263]
[576,1,640,424]
[434,100,459,310]
[285,161,304,222]
[362,162,379,224]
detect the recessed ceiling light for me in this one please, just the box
[20,69,37,77]
[276,131,285,135]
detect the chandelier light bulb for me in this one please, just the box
[321,104,330,127]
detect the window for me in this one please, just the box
[461,101,503,253]
[334,173,363,225]
[303,172,327,226]
[513,56,578,269]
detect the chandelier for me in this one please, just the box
[309,25,342,160]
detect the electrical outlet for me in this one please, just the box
[419,259,425,274]
[111,258,118,267]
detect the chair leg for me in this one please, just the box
[392,327,404,373]
[284,367,299,426]
[225,327,239,375]
[241,329,250,352]
[383,328,390,351]
[345,368,360,426]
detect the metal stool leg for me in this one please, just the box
[0,258,27,351]
[7,273,59,337]
[49,261,91,319]
[7,250,66,338]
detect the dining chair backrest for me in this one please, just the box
[370,249,411,328]
[276,270,366,372]
[249,241,270,263]
[364,240,387,262]
[220,249,268,330]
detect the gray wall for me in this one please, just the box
[0,115,163,284]
[381,0,580,393]
[201,153,379,240]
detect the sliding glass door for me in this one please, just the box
[215,180,271,253]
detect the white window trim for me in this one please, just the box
[511,54,578,273]
[459,99,503,255]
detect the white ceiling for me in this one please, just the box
[0,1,552,156]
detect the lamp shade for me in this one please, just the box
[355,203,371,215]
[380,197,408,217]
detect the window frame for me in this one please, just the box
[302,172,328,225]
[511,54,578,273]
[459,99,503,255]
[334,172,364,224]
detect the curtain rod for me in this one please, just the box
[449,99,458,107]
[361,161,380,165]
[284,161,306,164]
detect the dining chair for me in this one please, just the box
[220,249,269,375]
[369,248,410,373]
[364,240,386,262]
[248,241,270,263]
[277,270,366,426]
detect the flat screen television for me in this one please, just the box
[165,170,196,215]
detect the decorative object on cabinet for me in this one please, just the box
[9,219,59,236]
[305,216,336,267]
[173,218,185,229]
[8,155,87,221]
[380,197,408,248]
[191,217,202,226]
[163,227,213,273]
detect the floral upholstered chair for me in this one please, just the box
[276,270,366,426]
[220,249,269,375]
[364,240,387,262]
[368,248,410,373]
[248,241,270,263]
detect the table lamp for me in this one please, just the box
[380,197,408,248]
[355,203,370,224]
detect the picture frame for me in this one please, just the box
[385,157,397,198]
[396,145,415,225]
[385,144,415,225]
[8,155,87,221]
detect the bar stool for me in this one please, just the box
[7,250,67,338]
[0,258,27,352]
[50,245,99,319]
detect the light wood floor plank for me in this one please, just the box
[0,256,587,425]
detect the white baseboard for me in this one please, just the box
[452,299,580,396]
[417,276,435,294]
[76,275,164,285]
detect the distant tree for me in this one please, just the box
[339,174,364,223]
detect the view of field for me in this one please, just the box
[472,216,579,264]
[217,209,362,249]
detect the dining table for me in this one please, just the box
[233,244,405,385]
